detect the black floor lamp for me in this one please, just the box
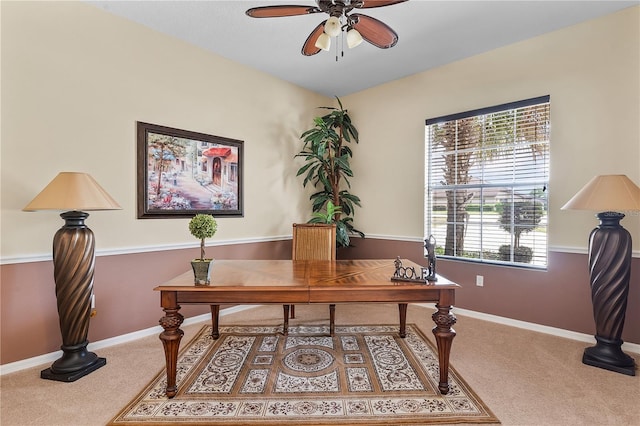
[23,172,121,382]
[562,174,640,376]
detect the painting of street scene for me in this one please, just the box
[137,122,243,218]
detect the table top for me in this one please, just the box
[154,259,459,292]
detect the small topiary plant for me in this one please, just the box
[189,214,218,261]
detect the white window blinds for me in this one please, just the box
[425,96,550,268]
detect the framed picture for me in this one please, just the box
[137,122,243,218]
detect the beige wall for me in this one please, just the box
[2,3,638,260]
[1,1,328,260]
[343,6,640,249]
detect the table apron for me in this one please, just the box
[174,289,309,305]
[167,288,455,306]
[310,288,450,304]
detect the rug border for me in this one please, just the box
[108,324,500,425]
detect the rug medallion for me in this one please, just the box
[109,324,499,425]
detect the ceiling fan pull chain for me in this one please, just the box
[338,22,343,62]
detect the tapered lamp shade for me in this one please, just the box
[562,174,639,376]
[24,172,120,382]
[561,174,640,211]
[23,172,121,211]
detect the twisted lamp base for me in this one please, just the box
[41,211,106,382]
[583,212,636,376]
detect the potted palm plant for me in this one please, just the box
[296,97,364,247]
[188,214,218,285]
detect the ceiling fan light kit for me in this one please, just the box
[246,0,407,57]
[346,28,363,48]
[315,32,332,51]
[324,16,342,37]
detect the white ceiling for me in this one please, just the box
[88,0,637,97]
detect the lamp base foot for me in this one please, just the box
[41,357,106,382]
[582,336,636,376]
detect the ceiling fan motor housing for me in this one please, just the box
[318,0,360,17]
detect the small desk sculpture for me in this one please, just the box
[390,236,438,284]
[391,257,427,283]
[424,235,438,282]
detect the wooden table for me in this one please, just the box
[155,259,459,398]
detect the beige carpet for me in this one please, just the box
[108,323,499,425]
[2,304,639,425]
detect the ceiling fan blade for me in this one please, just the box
[351,13,399,49]
[246,5,321,18]
[358,0,408,9]
[301,22,326,56]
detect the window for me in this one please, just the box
[425,96,550,268]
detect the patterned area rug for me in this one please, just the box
[109,324,499,425]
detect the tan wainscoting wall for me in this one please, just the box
[1,237,639,366]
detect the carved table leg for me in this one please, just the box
[159,301,184,398]
[432,303,457,395]
[283,304,290,335]
[398,303,408,338]
[329,304,336,336]
[210,305,220,339]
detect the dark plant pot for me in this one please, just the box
[191,259,213,285]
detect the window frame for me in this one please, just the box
[424,95,550,269]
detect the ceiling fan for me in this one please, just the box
[246,0,408,56]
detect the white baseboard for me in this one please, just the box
[0,305,253,376]
[1,304,638,376]
[415,303,640,355]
